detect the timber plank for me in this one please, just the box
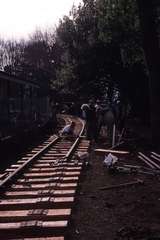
[0,208,71,222]
[4,189,76,199]
[0,197,74,210]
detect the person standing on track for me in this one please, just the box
[95,99,102,141]
[82,99,97,142]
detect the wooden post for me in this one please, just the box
[112,124,116,148]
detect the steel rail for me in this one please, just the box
[138,152,160,169]
[151,152,160,158]
[0,115,89,239]
[0,117,85,190]
[0,136,59,190]
[65,117,86,161]
[78,117,86,137]
[66,137,81,161]
[151,154,160,163]
[138,155,155,169]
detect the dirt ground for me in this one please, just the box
[68,128,160,240]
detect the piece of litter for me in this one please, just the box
[75,229,80,234]
[77,152,89,160]
[103,153,118,168]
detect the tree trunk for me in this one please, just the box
[136,0,160,145]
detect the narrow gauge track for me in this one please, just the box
[0,115,90,240]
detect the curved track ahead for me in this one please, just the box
[0,115,90,240]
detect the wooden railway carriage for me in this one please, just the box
[0,71,51,138]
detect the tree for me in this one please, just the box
[136,0,160,143]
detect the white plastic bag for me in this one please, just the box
[103,153,118,168]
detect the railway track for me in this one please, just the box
[0,115,90,240]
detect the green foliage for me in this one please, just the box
[97,0,143,65]
[53,0,146,102]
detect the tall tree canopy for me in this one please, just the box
[52,0,149,116]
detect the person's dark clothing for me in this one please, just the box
[85,105,97,141]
